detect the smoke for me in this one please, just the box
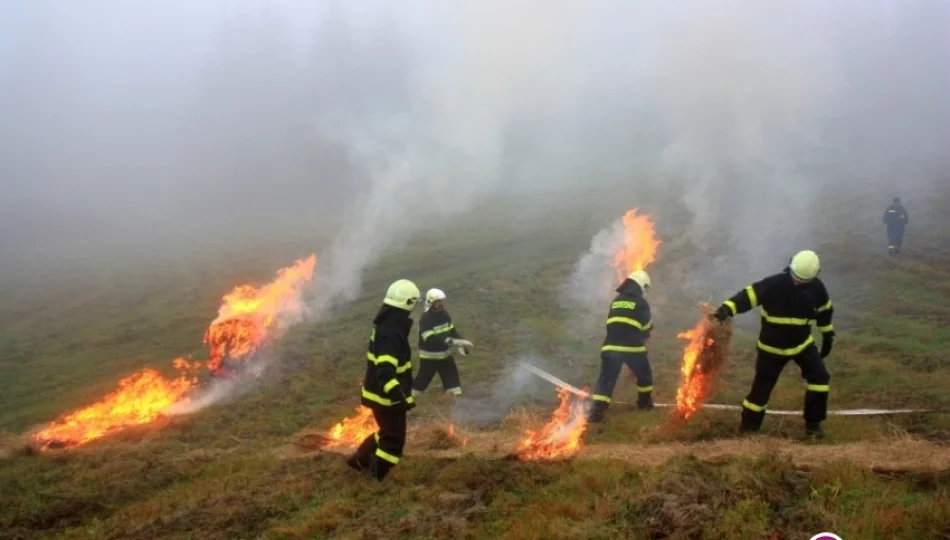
[450,354,563,427]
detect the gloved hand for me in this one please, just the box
[712,305,731,322]
[820,332,835,359]
[403,396,416,412]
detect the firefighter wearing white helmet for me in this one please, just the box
[348,279,419,481]
[713,250,835,438]
[412,288,473,397]
[589,269,655,423]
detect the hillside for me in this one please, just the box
[2,192,949,539]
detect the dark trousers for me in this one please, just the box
[349,405,406,480]
[590,352,653,417]
[412,357,462,395]
[887,224,905,252]
[741,344,830,431]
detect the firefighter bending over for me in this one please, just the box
[882,197,909,255]
[347,279,419,481]
[588,270,655,423]
[712,250,835,437]
[412,288,474,397]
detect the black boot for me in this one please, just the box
[587,401,608,423]
[805,422,825,439]
[370,457,394,481]
[346,453,368,473]
[637,392,654,411]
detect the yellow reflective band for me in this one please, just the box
[745,286,759,308]
[601,345,647,354]
[743,399,767,412]
[447,388,462,396]
[817,300,833,313]
[375,447,400,464]
[383,379,400,394]
[419,350,451,359]
[362,387,394,406]
[611,300,637,310]
[806,384,830,392]
[760,307,813,326]
[606,316,649,329]
[756,336,814,356]
[592,394,612,403]
[377,354,399,366]
[396,362,412,374]
[406,395,415,404]
[724,300,738,316]
[818,324,834,333]
[637,385,654,393]
[421,323,455,341]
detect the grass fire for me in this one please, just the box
[28,255,317,450]
[674,305,734,420]
[515,388,590,461]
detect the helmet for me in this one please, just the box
[628,270,651,291]
[789,250,820,281]
[383,279,420,311]
[425,288,446,310]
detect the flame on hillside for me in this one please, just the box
[674,306,733,420]
[612,208,661,282]
[30,255,317,450]
[322,406,378,448]
[516,388,589,461]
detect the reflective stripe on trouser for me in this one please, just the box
[350,404,407,480]
[591,351,653,412]
[411,357,462,395]
[741,344,830,430]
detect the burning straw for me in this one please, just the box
[674,303,733,421]
[513,387,590,461]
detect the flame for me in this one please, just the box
[323,406,378,448]
[516,388,589,461]
[205,255,317,375]
[674,312,730,420]
[612,208,661,283]
[31,255,317,450]
[31,360,201,450]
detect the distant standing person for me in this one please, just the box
[412,288,473,397]
[882,197,909,255]
[347,279,419,481]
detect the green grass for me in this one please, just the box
[2,190,950,538]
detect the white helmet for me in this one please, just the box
[425,288,446,311]
[789,250,820,281]
[383,279,420,311]
[627,270,651,292]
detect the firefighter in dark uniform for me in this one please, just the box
[882,197,909,255]
[347,279,420,481]
[712,250,835,437]
[412,288,474,397]
[588,270,655,423]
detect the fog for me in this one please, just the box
[2,0,948,304]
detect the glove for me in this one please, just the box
[448,338,474,356]
[820,332,835,359]
[403,395,416,412]
[712,305,731,322]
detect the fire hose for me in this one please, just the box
[518,362,937,416]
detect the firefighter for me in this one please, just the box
[588,270,654,423]
[882,197,909,255]
[347,279,420,481]
[712,250,835,437]
[412,288,474,397]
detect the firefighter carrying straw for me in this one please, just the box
[347,279,419,481]
[712,250,835,438]
[588,270,655,423]
[412,288,474,398]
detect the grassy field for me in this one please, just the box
[2,190,950,539]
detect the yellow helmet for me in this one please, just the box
[383,279,420,311]
[789,250,820,281]
[628,270,651,291]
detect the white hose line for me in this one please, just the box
[518,362,936,416]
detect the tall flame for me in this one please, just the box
[674,311,731,420]
[31,255,317,450]
[205,255,317,376]
[516,388,589,461]
[322,406,378,448]
[612,208,661,282]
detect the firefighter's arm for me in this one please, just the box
[815,288,834,335]
[373,334,409,404]
[715,278,768,320]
